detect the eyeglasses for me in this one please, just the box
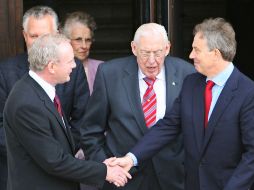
[139,49,164,60]
[71,37,93,45]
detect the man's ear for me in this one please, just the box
[211,48,223,62]
[47,61,56,74]
[23,30,28,43]
[131,41,138,56]
[165,41,171,56]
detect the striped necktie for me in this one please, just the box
[142,77,157,128]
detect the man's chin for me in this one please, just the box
[146,72,158,79]
[59,77,70,84]
[76,55,87,61]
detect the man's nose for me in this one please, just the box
[148,53,156,63]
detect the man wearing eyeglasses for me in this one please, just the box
[80,23,195,190]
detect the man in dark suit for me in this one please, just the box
[0,6,89,189]
[3,33,130,190]
[113,18,254,190]
[80,23,195,190]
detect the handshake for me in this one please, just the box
[104,155,134,187]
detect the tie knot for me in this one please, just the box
[144,77,155,87]
[206,80,215,90]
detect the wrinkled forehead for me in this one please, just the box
[136,35,168,50]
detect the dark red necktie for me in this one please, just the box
[204,80,215,127]
[54,94,63,117]
[142,77,157,128]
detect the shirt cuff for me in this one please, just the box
[126,152,138,166]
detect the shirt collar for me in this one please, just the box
[29,70,56,101]
[206,63,234,87]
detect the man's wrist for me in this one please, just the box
[126,152,138,166]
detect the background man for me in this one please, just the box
[114,18,254,190]
[0,6,89,189]
[3,33,130,190]
[80,23,195,190]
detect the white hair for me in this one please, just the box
[28,34,69,72]
[23,6,58,32]
[133,23,169,45]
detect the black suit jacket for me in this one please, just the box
[80,55,195,190]
[0,53,89,189]
[131,68,254,190]
[3,74,106,190]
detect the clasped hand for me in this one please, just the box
[103,155,134,187]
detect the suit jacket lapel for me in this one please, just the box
[201,68,238,154]
[193,76,206,153]
[44,98,76,153]
[122,58,148,134]
[44,100,70,130]
[62,115,76,154]
[26,75,75,152]
[164,62,182,110]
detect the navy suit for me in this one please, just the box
[0,53,89,190]
[131,68,254,190]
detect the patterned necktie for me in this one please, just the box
[54,94,63,117]
[204,80,215,127]
[142,77,157,128]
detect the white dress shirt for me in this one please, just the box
[138,66,166,122]
[29,70,66,126]
[29,70,55,101]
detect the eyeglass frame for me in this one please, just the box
[139,49,165,60]
[70,37,94,45]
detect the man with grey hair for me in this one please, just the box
[0,6,90,190]
[80,23,195,190]
[3,33,131,190]
[112,17,254,190]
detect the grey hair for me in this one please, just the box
[193,17,236,62]
[23,5,59,32]
[28,34,69,72]
[133,23,169,45]
[62,11,97,38]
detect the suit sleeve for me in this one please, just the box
[224,90,254,190]
[131,93,182,163]
[6,103,106,187]
[80,65,110,162]
[68,60,90,149]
